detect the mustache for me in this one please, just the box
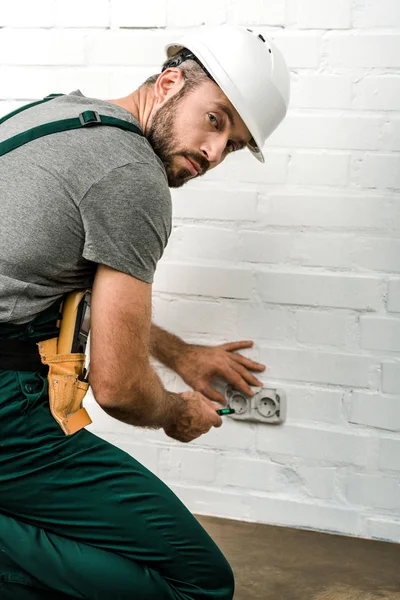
[182,152,210,175]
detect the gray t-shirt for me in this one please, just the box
[0,90,172,324]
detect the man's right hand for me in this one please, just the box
[90,265,223,438]
[163,391,222,443]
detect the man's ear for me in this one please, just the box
[154,68,185,104]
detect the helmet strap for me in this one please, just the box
[162,48,216,84]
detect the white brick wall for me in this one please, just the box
[2,0,400,543]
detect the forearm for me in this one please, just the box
[150,323,188,374]
[99,362,184,429]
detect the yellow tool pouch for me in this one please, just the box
[38,338,92,435]
[37,290,93,436]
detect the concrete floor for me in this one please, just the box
[196,515,400,600]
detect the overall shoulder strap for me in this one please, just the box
[0,95,144,157]
[0,94,64,125]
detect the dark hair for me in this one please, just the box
[140,48,209,92]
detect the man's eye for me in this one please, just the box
[208,113,218,128]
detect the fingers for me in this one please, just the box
[229,358,264,387]
[200,384,228,406]
[219,340,254,352]
[229,352,266,373]
[204,399,223,428]
[222,366,256,397]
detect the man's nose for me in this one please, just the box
[201,139,226,166]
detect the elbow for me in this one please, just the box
[91,377,147,427]
[90,373,138,411]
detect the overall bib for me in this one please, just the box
[0,97,234,600]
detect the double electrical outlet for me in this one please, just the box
[213,379,286,424]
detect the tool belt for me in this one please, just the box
[0,291,92,436]
[0,338,49,374]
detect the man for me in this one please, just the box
[0,24,290,600]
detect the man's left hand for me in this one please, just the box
[175,340,266,405]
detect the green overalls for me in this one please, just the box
[0,97,234,600]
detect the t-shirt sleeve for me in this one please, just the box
[79,162,172,283]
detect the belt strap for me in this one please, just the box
[0,338,48,373]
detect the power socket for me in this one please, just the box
[214,379,286,425]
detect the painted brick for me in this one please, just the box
[347,474,400,510]
[55,0,110,27]
[258,193,397,231]
[191,419,255,452]
[256,424,373,467]
[202,150,288,185]
[234,304,293,341]
[235,303,294,340]
[230,0,286,26]
[257,272,382,311]
[292,75,353,110]
[238,232,293,264]
[248,496,361,536]
[259,346,376,388]
[152,297,237,335]
[359,154,400,190]
[119,66,169,95]
[285,386,344,425]
[171,188,258,221]
[266,32,322,69]
[382,363,400,394]
[296,0,351,29]
[0,67,55,99]
[291,234,353,269]
[169,226,239,262]
[0,65,153,100]
[383,117,400,153]
[159,447,217,483]
[349,392,400,432]
[153,262,253,299]
[360,317,400,352]
[296,311,348,347]
[327,33,400,68]
[86,30,169,66]
[379,438,400,472]
[354,237,400,273]
[296,466,336,500]
[216,457,296,493]
[0,30,85,66]
[167,0,226,26]
[111,0,167,27]
[367,518,400,542]
[267,114,383,151]
[354,77,400,112]
[354,0,400,28]
[288,152,350,187]
[0,0,54,27]
[64,67,150,99]
[388,280,400,313]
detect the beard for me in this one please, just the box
[146,89,210,188]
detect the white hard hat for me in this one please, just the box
[165,24,290,163]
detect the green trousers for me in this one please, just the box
[0,304,234,600]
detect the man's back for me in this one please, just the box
[0,91,171,324]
